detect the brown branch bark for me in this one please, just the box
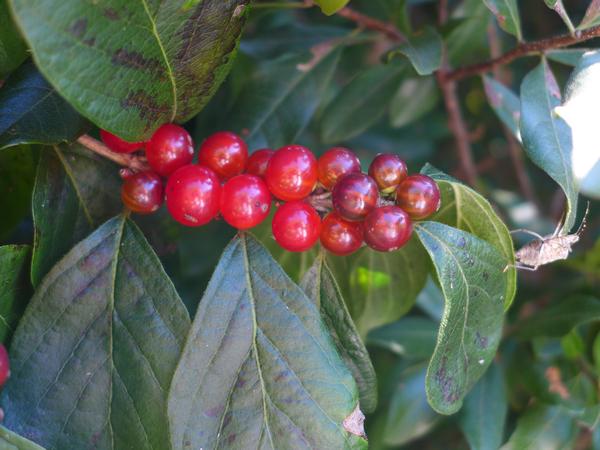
[77,134,149,172]
[337,7,406,42]
[445,25,600,82]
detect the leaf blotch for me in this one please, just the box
[343,405,366,439]
[435,357,459,404]
[475,332,489,349]
[121,91,171,126]
[103,8,119,20]
[112,48,164,78]
[68,18,87,38]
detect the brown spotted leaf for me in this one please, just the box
[168,234,367,449]
[9,0,250,141]
[1,216,191,449]
[415,221,506,415]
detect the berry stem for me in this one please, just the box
[77,134,150,172]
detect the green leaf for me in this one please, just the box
[500,404,578,450]
[168,234,367,450]
[31,144,122,287]
[458,363,507,450]
[415,222,507,415]
[555,50,600,200]
[328,236,429,336]
[0,0,27,77]
[483,76,521,141]
[301,254,378,413]
[229,49,341,150]
[314,0,350,15]
[0,145,37,240]
[520,59,578,232]
[367,317,438,361]
[321,63,405,144]
[2,216,191,450]
[482,0,522,40]
[10,0,249,141]
[0,426,45,450]
[389,76,439,128]
[543,0,576,34]
[515,295,600,339]
[0,61,88,149]
[388,27,443,75]
[579,0,600,30]
[421,164,516,309]
[0,245,31,343]
[383,364,441,446]
[547,48,595,66]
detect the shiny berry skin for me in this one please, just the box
[0,344,9,387]
[246,149,274,178]
[395,174,441,220]
[166,165,221,226]
[320,212,363,256]
[368,154,408,193]
[265,145,318,201]
[146,124,194,177]
[364,206,412,252]
[121,171,163,214]
[317,147,361,190]
[220,175,272,229]
[272,201,321,252]
[332,173,379,221]
[198,131,248,180]
[100,129,144,154]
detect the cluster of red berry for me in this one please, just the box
[101,125,441,255]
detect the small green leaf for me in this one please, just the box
[0,245,31,343]
[383,364,441,446]
[0,0,27,77]
[388,27,443,75]
[229,49,341,149]
[389,76,439,128]
[421,164,516,309]
[31,144,122,287]
[483,76,521,141]
[547,48,595,66]
[10,0,249,141]
[314,0,350,15]
[458,363,507,450]
[515,295,600,339]
[482,0,522,40]
[321,63,405,144]
[415,222,507,415]
[543,0,576,34]
[328,236,429,336]
[500,404,578,450]
[0,61,88,149]
[367,317,438,361]
[0,425,45,450]
[0,145,37,240]
[520,59,578,232]
[2,216,191,450]
[168,234,367,450]
[556,50,600,200]
[579,0,600,29]
[301,255,378,413]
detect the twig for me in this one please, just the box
[445,24,600,82]
[337,7,406,42]
[77,134,149,172]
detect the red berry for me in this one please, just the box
[198,131,248,180]
[332,173,379,221]
[246,149,274,178]
[368,154,408,193]
[272,201,321,252]
[166,165,221,226]
[146,124,194,177]
[100,129,144,154]
[121,171,163,214]
[364,206,412,252]
[317,147,361,190]
[320,212,363,256]
[220,174,272,229]
[0,344,10,386]
[265,145,318,201]
[395,174,441,220]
